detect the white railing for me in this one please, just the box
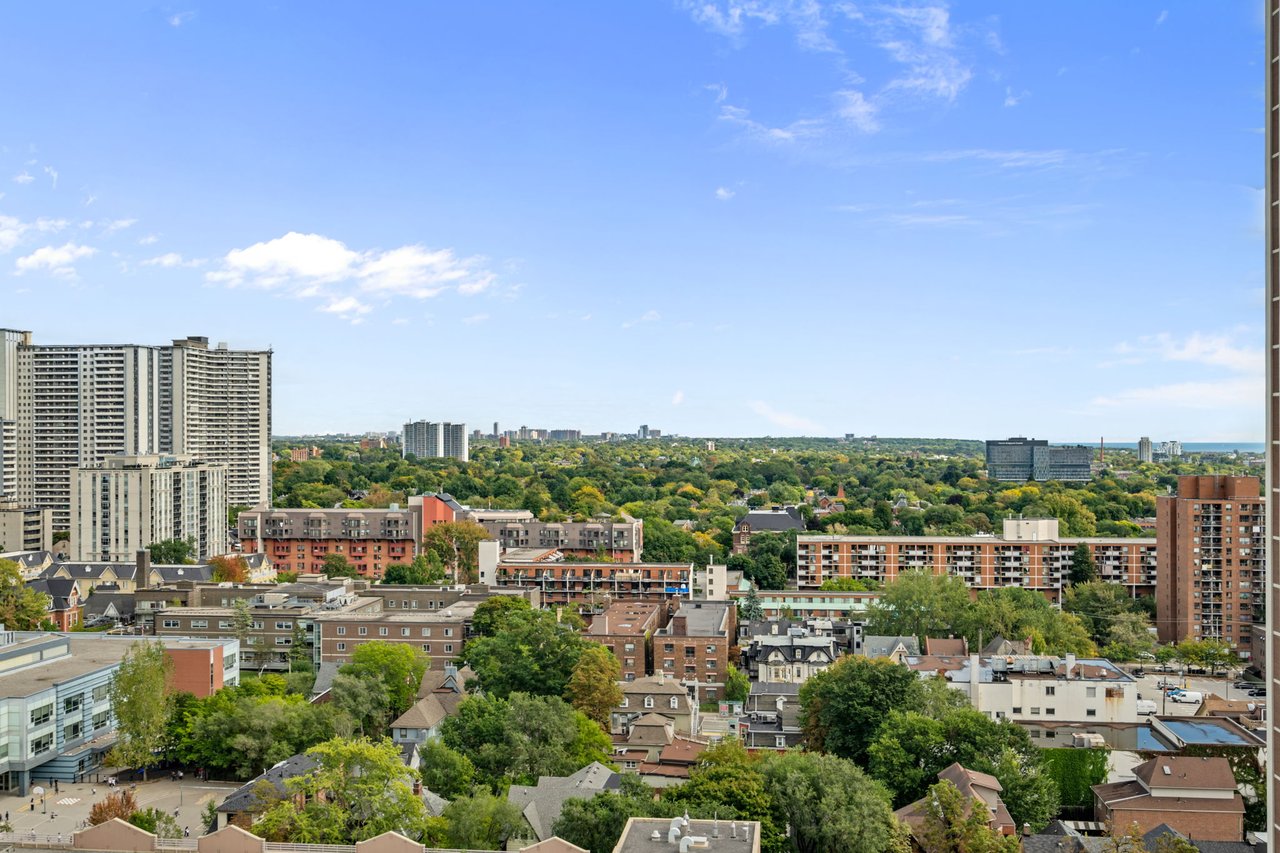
[0,832,71,848]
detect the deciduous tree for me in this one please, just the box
[89,790,139,826]
[148,538,196,565]
[0,558,52,630]
[208,555,248,584]
[917,779,1019,853]
[800,655,927,764]
[420,521,491,583]
[107,641,174,775]
[463,609,589,699]
[761,751,907,853]
[565,645,623,728]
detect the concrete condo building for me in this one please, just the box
[0,331,270,529]
[985,437,1093,482]
[402,420,468,462]
[1138,436,1154,463]
[71,454,227,562]
[1156,476,1263,657]
[0,499,53,553]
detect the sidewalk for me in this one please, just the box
[0,777,238,838]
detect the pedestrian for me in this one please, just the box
[183,827,190,838]
[91,788,96,796]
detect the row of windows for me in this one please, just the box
[619,695,682,710]
[334,642,454,654]
[334,626,453,637]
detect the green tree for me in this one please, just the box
[761,750,908,853]
[0,558,53,630]
[321,553,359,578]
[739,583,765,621]
[230,598,253,651]
[208,555,248,583]
[175,688,336,780]
[341,642,429,719]
[469,595,532,637]
[381,554,445,585]
[916,779,1019,853]
[129,807,183,839]
[1068,543,1098,585]
[800,655,927,765]
[420,521,491,583]
[148,538,196,565]
[418,739,475,799]
[553,775,661,853]
[1041,749,1109,809]
[442,790,525,851]
[665,741,783,851]
[107,641,174,775]
[866,569,971,646]
[463,609,590,699]
[565,645,623,728]
[723,664,749,703]
[255,737,438,843]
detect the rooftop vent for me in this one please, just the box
[1162,765,1172,776]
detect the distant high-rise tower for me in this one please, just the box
[1138,436,1153,464]
[402,420,468,462]
[493,421,499,439]
[638,424,649,439]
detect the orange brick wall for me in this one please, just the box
[166,646,224,698]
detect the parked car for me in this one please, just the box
[1136,699,1158,715]
[1157,679,1180,690]
[1171,691,1203,704]
[1249,688,1267,697]
[1235,681,1258,690]
[1131,668,1147,678]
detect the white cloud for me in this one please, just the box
[14,242,97,277]
[748,400,823,433]
[142,252,204,268]
[0,215,68,253]
[102,218,137,234]
[43,166,58,189]
[1091,377,1258,411]
[1110,331,1259,375]
[715,186,735,201]
[318,295,372,323]
[207,232,496,315]
[12,172,33,185]
[1156,10,1168,25]
[672,390,685,406]
[1091,329,1261,413]
[622,309,661,329]
[169,11,195,26]
[83,194,97,207]
[1003,87,1028,107]
[461,313,490,325]
[834,89,880,133]
[718,103,824,144]
[138,234,160,245]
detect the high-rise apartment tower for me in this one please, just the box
[1265,0,1279,841]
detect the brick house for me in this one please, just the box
[1091,756,1244,841]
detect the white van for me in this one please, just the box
[1170,691,1203,704]
[1136,699,1158,715]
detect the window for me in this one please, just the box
[1012,707,1022,714]
[1045,708,1055,716]
[1045,686,1056,696]
[775,736,787,748]
[1085,686,1097,698]
[275,637,292,646]
[92,685,109,702]
[358,627,368,636]
[336,642,347,651]
[218,620,233,629]
[644,696,654,709]
[92,711,110,731]
[30,704,53,726]
[63,722,82,741]
[444,644,453,653]
[444,628,454,637]
[422,628,432,637]
[379,627,388,636]
[401,628,410,637]
[411,601,418,609]
[670,696,679,709]
[387,600,396,608]
[64,694,83,714]
[422,644,431,652]
[1030,707,1041,715]
[1086,709,1097,717]
[402,601,409,609]
[31,733,53,756]
[621,697,630,708]
[624,643,636,652]
[190,620,208,629]
[162,619,180,629]
[276,621,292,630]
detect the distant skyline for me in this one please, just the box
[0,2,1263,440]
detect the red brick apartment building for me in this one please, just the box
[1156,475,1264,656]
[653,600,736,699]
[797,517,1156,603]
[587,601,665,681]
[237,506,416,578]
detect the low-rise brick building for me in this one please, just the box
[587,601,665,681]
[237,506,417,578]
[653,601,736,700]
[1092,756,1244,841]
[313,600,477,664]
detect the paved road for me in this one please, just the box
[1128,670,1265,716]
[0,778,238,838]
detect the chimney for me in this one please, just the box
[1065,653,1076,679]
[1022,823,1032,837]
[969,652,981,706]
[136,550,151,590]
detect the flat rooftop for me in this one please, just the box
[615,817,760,853]
[0,634,230,698]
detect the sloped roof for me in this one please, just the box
[1133,756,1237,792]
[896,763,1015,838]
[980,635,1030,656]
[83,592,136,620]
[217,753,319,814]
[733,507,804,533]
[924,637,968,656]
[507,762,618,841]
[151,565,214,584]
[391,694,447,731]
[1092,780,1245,815]
[862,635,920,657]
[27,577,78,611]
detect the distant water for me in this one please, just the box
[1073,442,1264,454]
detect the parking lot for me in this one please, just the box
[1128,669,1265,717]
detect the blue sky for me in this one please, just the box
[0,2,1264,440]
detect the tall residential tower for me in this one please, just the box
[1265,0,1279,842]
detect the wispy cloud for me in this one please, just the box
[717,102,824,144]
[318,295,371,324]
[714,186,735,201]
[141,252,204,268]
[138,234,160,246]
[206,231,498,316]
[14,242,97,278]
[748,400,823,433]
[462,313,490,325]
[672,390,685,406]
[0,215,68,253]
[12,172,33,185]
[1091,329,1261,411]
[43,166,58,189]
[102,218,136,234]
[168,11,195,27]
[1003,87,1028,108]
[834,89,880,133]
[622,309,661,329]
[1155,10,1168,26]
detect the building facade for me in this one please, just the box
[0,500,52,552]
[1268,1,1280,844]
[237,505,417,578]
[796,517,1156,603]
[312,602,474,664]
[71,454,226,562]
[652,601,735,700]
[1138,436,1154,463]
[0,331,270,530]
[481,517,644,562]
[587,601,664,681]
[985,437,1093,482]
[1156,475,1263,656]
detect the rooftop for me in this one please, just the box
[614,817,761,853]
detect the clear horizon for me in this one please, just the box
[0,3,1263,440]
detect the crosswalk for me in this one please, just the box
[55,798,80,806]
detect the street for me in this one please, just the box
[0,777,238,839]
